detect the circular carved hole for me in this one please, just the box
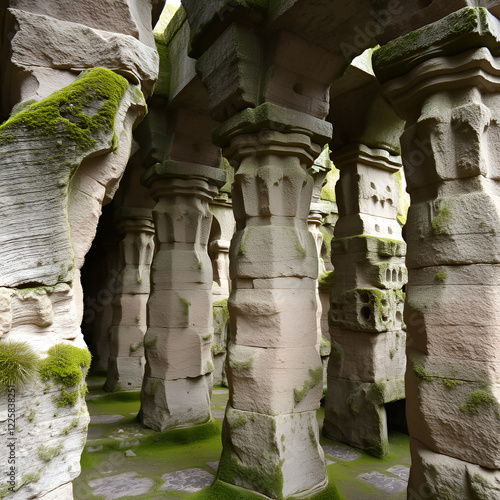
[388,227,393,235]
[381,299,388,307]
[370,182,376,189]
[360,292,370,303]
[386,186,392,192]
[396,311,402,322]
[293,83,304,95]
[386,269,391,282]
[361,306,371,321]
[382,315,389,322]
[375,224,381,232]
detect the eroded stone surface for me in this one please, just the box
[88,472,155,499]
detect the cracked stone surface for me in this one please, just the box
[322,444,361,462]
[387,465,410,481]
[159,468,215,493]
[358,471,408,493]
[88,472,155,499]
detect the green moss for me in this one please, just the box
[435,272,448,282]
[40,343,91,388]
[144,336,158,349]
[217,451,285,500]
[37,443,63,462]
[460,390,496,415]
[130,340,143,353]
[177,294,191,317]
[55,390,79,407]
[364,438,389,458]
[28,409,35,422]
[231,415,247,429]
[21,472,41,485]
[442,379,463,390]
[294,366,324,404]
[318,271,335,288]
[0,340,40,391]
[0,68,130,150]
[151,380,161,397]
[431,204,451,235]
[189,480,268,500]
[62,417,80,435]
[229,358,254,370]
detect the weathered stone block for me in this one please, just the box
[405,193,500,268]
[329,328,406,382]
[405,282,500,361]
[144,327,213,381]
[148,289,212,329]
[226,343,323,415]
[406,352,500,468]
[219,406,327,499]
[230,226,318,279]
[140,375,212,431]
[409,437,500,500]
[151,249,213,288]
[323,377,404,457]
[109,325,146,358]
[105,355,145,391]
[228,286,318,348]
[330,288,405,333]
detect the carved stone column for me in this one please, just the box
[373,6,500,496]
[323,144,407,457]
[139,161,225,431]
[213,103,332,499]
[104,208,155,392]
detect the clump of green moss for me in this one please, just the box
[40,344,91,388]
[294,367,324,404]
[431,205,451,235]
[442,378,463,390]
[217,451,285,500]
[37,443,63,462]
[460,391,495,415]
[435,272,448,282]
[0,68,129,150]
[0,340,40,391]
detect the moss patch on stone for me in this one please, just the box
[294,366,324,404]
[0,340,40,391]
[37,443,63,462]
[435,272,448,282]
[0,68,129,150]
[40,344,91,388]
[431,204,451,235]
[460,390,496,415]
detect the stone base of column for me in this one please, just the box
[408,438,500,499]
[218,406,328,499]
[104,355,145,392]
[323,377,405,457]
[139,374,212,431]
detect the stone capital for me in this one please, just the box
[212,102,332,152]
[332,143,402,173]
[114,207,155,235]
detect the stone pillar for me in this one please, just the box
[308,150,334,379]
[104,208,155,392]
[373,7,500,495]
[323,144,407,457]
[139,161,225,431]
[213,103,332,499]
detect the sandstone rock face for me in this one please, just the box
[0,69,147,499]
[1,3,159,117]
[374,6,500,495]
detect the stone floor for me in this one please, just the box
[74,376,411,499]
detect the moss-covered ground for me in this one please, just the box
[74,376,410,499]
